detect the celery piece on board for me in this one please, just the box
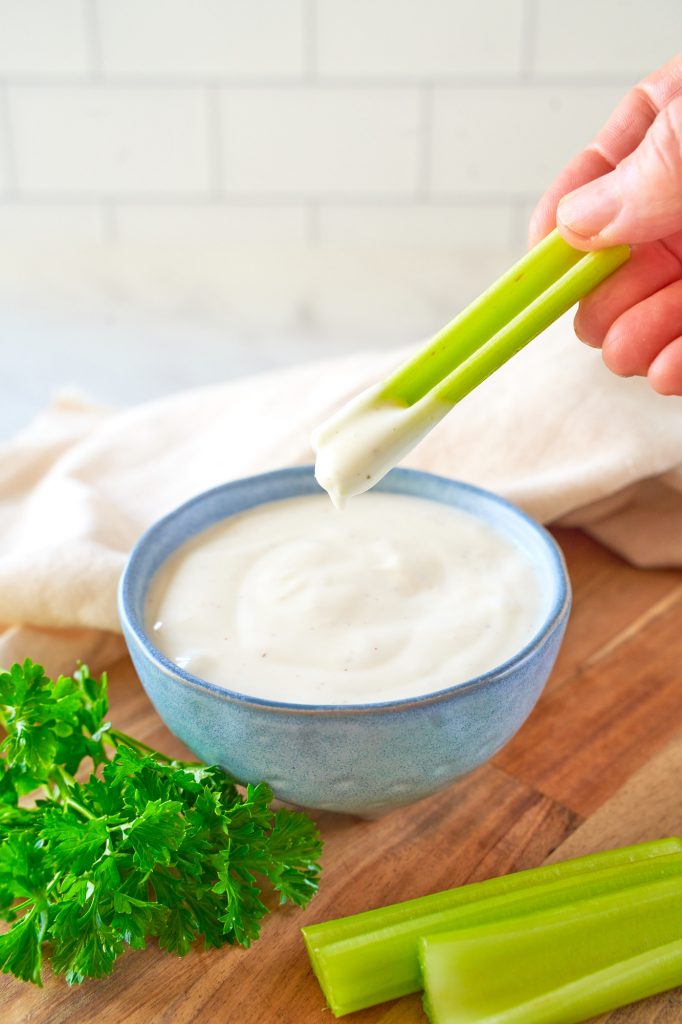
[310,854,682,1016]
[302,837,682,1017]
[420,878,682,1024]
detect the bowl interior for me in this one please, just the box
[119,466,569,711]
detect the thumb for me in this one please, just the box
[557,94,682,249]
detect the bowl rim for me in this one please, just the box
[118,466,571,716]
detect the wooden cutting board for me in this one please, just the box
[2,528,682,1024]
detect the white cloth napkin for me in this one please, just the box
[1,316,681,675]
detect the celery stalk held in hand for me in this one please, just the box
[312,230,629,508]
[302,837,682,1017]
[420,878,682,1024]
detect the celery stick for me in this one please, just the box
[303,839,681,948]
[383,229,585,406]
[420,878,682,1024]
[313,237,629,507]
[428,244,629,409]
[302,838,682,1017]
[511,940,682,1024]
[312,855,682,1017]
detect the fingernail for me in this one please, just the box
[557,177,621,239]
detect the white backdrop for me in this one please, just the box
[0,1,680,435]
[0,0,679,249]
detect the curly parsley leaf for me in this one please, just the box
[0,659,322,987]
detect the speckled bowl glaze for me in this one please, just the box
[119,467,570,816]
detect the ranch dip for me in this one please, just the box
[147,493,543,705]
[312,384,448,509]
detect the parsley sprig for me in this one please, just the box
[0,660,322,986]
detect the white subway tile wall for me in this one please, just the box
[220,88,421,195]
[114,203,309,244]
[317,203,515,248]
[0,103,7,190]
[0,202,105,240]
[0,0,679,246]
[430,86,625,196]
[315,0,525,78]
[10,86,211,194]
[533,0,681,78]
[0,0,92,76]
[97,0,306,79]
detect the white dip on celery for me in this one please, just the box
[147,493,543,705]
[312,384,448,509]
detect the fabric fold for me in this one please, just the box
[1,316,680,672]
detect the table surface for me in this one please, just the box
[2,527,682,1024]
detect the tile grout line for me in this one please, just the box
[206,86,224,198]
[100,202,117,244]
[84,0,103,80]
[0,74,642,90]
[0,191,538,206]
[303,0,317,82]
[306,202,320,244]
[519,0,538,84]
[0,82,19,196]
[511,199,533,250]
[417,83,433,199]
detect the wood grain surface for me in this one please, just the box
[1,527,681,1023]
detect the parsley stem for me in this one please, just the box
[63,795,96,820]
[108,728,203,767]
[108,729,172,760]
[45,874,61,896]
[11,878,59,919]
[50,765,96,820]
[10,898,35,915]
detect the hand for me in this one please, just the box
[530,53,682,396]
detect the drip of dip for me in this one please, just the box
[312,385,450,508]
[147,493,544,706]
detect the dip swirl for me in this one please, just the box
[148,493,542,705]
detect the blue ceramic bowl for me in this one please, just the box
[119,467,570,816]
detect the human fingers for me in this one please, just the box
[573,236,682,346]
[557,95,682,248]
[649,337,682,395]
[529,52,682,247]
[600,279,682,377]
[528,149,612,246]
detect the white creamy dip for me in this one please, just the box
[312,385,449,509]
[147,493,543,705]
